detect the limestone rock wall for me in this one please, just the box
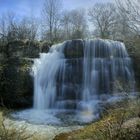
[0,40,50,108]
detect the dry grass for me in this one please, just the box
[0,110,34,140]
[0,108,65,140]
[54,98,140,140]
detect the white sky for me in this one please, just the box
[63,0,112,10]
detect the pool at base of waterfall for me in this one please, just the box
[11,93,137,126]
[11,109,98,126]
[11,104,99,126]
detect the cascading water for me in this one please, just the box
[77,39,135,122]
[33,44,65,110]
[12,39,135,125]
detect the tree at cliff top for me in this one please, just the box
[0,12,38,44]
[116,0,140,37]
[88,3,117,39]
[61,9,88,40]
[41,0,62,43]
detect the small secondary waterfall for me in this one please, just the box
[32,39,135,122]
[33,44,65,109]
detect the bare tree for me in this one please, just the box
[88,3,116,39]
[0,13,38,43]
[60,10,72,40]
[0,12,17,42]
[61,9,88,40]
[42,0,62,43]
[0,14,7,42]
[17,17,38,41]
[70,9,88,39]
[115,0,140,37]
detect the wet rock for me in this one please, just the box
[0,40,50,108]
[64,40,84,58]
[40,41,50,53]
[0,57,33,108]
[56,58,83,85]
[57,84,82,101]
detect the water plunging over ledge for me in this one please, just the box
[12,39,135,125]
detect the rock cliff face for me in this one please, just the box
[64,40,84,58]
[0,39,138,108]
[0,40,49,108]
[0,58,33,108]
[33,39,135,113]
[125,40,140,90]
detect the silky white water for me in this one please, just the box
[12,39,135,125]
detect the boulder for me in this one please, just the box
[64,40,84,58]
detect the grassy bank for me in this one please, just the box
[0,108,42,140]
[54,98,140,140]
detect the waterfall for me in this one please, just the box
[82,39,135,97]
[31,39,135,123]
[33,44,65,109]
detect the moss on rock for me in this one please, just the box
[0,57,33,108]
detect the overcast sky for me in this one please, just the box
[0,0,112,18]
